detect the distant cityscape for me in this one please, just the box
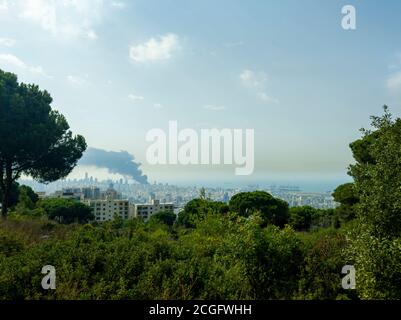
[19,173,338,217]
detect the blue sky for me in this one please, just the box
[1,0,401,190]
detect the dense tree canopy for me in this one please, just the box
[346,106,401,299]
[332,183,358,224]
[332,183,359,206]
[0,69,86,217]
[229,191,289,227]
[289,206,316,231]
[38,198,94,224]
[177,198,229,228]
[148,210,177,227]
[349,107,401,238]
[17,185,39,210]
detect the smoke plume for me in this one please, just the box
[79,147,148,184]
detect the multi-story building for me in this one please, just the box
[53,188,81,200]
[102,183,120,200]
[52,184,118,202]
[35,192,47,199]
[83,199,131,222]
[81,186,101,200]
[51,184,133,222]
[133,199,174,221]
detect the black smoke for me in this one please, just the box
[79,147,148,184]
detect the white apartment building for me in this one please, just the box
[133,199,174,221]
[83,199,131,222]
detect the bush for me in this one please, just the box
[296,228,355,300]
[345,224,401,299]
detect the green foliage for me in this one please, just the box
[148,210,176,227]
[38,198,94,224]
[0,184,41,217]
[0,228,25,257]
[346,223,401,299]
[199,187,207,200]
[0,214,317,300]
[252,225,304,299]
[175,212,304,299]
[346,106,401,299]
[0,69,86,217]
[332,183,358,224]
[17,185,39,210]
[0,217,72,245]
[349,106,401,238]
[349,129,380,165]
[289,206,316,231]
[229,191,289,227]
[296,228,354,300]
[332,183,358,206]
[177,198,228,228]
[311,209,338,229]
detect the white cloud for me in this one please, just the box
[17,0,104,40]
[258,92,279,104]
[0,54,26,68]
[0,0,8,11]
[67,74,89,86]
[153,103,163,109]
[0,53,49,77]
[203,105,226,111]
[129,33,180,63]
[86,30,98,40]
[224,41,244,48]
[110,1,125,9]
[128,94,145,101]
[240,69,267,89]
[387,71,401,91]
[239,69,279,104]
[0,38,15,47]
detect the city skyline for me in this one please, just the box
[19,172,337,212]
[1,0,401,188]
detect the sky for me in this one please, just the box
[1,0,401,191]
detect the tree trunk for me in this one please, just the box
[1,188,8,219]
[1,161,12,219]
[0,161,5,219]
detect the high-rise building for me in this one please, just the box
[81,186,101,200]
[103,183,119,200]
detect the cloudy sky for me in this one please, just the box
[1,0,401,190]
